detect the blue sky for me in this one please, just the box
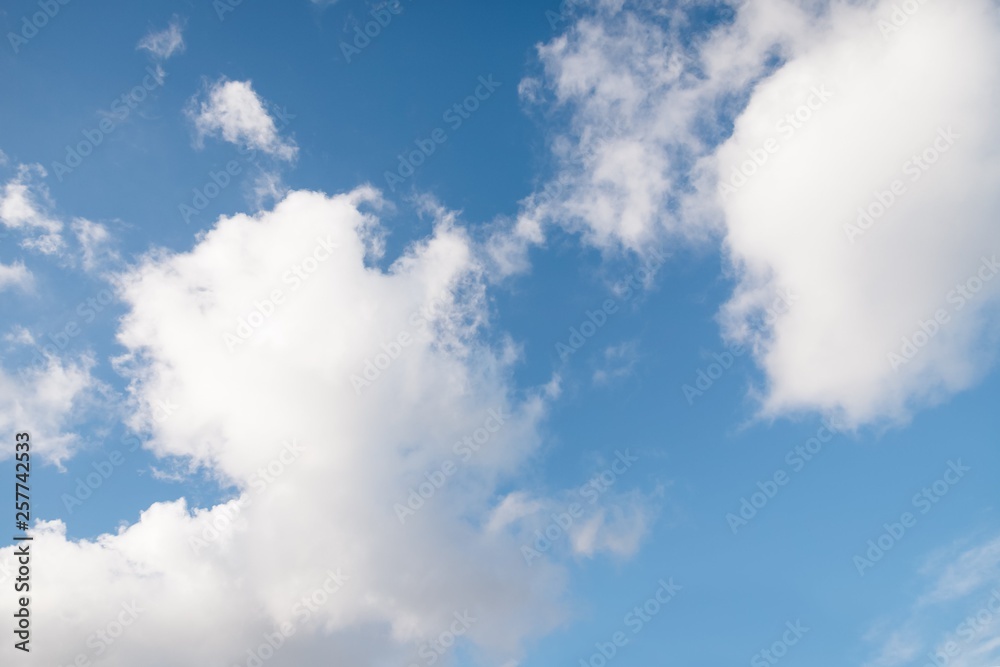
[1,1,1000,666]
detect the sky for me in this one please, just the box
[0,0,999,666]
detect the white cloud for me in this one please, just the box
[0,163,121,269]
[592,340,639,385]
[0,346,98,467]
[864,534,1000,667]
[527,0,1000,427]
[137,18,186,61]
[569,501,651,559]
[251,170,289,208]
[0,261,32,291]
[520,0,813,255]
[863,629,922,667]
[486,484,653,565]
[3,326,34,345]
[0,164,64,254]
[921,537,1000,606]
[189,79,298,161]
[72,218,118,271]
[712,0,1000,428]
[0,187,649,665]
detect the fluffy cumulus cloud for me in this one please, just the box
[516,0,814,255]
[524,0,1000,427]
[189,79,299,160]
[0,188,649,665]
[713,0,1000,427]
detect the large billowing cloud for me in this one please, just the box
[713,0,1000,426]
[6,1,995,662]
[523,0,1000,427]
[0,188,649,665]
